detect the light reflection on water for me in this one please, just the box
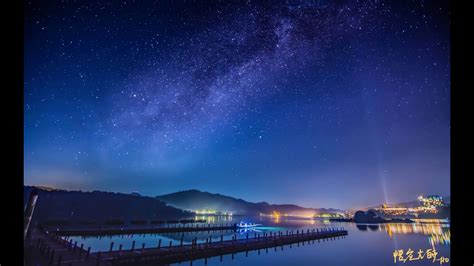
[355,222,450,246]
[63,217,450,265]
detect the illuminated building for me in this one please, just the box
[374,195,445,217]
[418,195,444,208]
[378,204,411,216]
[194,209,217,215]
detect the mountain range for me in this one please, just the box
[24,186,191,223]
[24,186,344,223]
[156,189,342,216]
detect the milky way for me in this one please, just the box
[25,0,450,209]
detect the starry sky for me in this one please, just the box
[24,0,450,209]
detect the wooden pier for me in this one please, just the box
[25,227,111,266]
[52,223,236,237]
[97,227,348,265]
[26,226,347,266]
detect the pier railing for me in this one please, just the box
[97,227,348,265]
[52,223,237,236]
[29,225,347,266]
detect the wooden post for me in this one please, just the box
[96,251,101,266]
[169,241,172,249]
[86,247,91,260]
[158,239,161,248]
[180,234,184,246]
[119,244,122,252]
[221,235,223,242]
[49,249,55,264]
[131,240,135,251]
[109,242,114,252]
[142,242,145,251]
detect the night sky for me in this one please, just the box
[24,0,450,209]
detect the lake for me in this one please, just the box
[64,216,450,266]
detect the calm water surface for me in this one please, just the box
[65,216,450,266]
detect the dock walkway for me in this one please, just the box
[98,227,348,265]
[53,224,236,237]
[26,226,347,266]
[25,227,111,266]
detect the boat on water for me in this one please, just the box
[234,221,262,228]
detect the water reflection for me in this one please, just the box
[59,217,449,265]
[195,215,235,224]
[355,222,450,246]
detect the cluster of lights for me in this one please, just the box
[194,209,217,215]
[192,210,233,216]
[314,213,345,218]
[418,195,444,209]
[376,195,445,216]
[259,211,282,223]
[259,211,344,219]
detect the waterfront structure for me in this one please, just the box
[32,226,347,265]
[418,195,444,208]
[375,195,446,218]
